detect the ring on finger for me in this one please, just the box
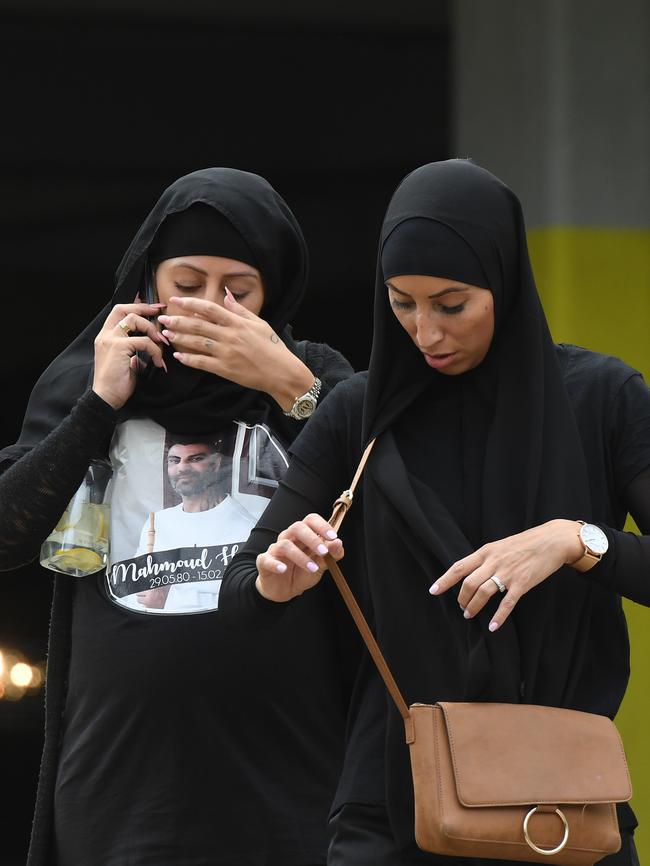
[489,575,507,593]
[117,318,132,336]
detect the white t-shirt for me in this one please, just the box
[127,496,256,613]
[136,495,258,555]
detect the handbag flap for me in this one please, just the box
[437,702,632,807]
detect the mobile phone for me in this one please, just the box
[136,259,159,378]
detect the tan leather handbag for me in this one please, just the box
[325,440,632,865]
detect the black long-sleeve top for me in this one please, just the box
[220,345,650,836]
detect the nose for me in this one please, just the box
[415,309,444,351]
[202,283,225,306]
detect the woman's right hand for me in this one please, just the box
[92,302,169,410]
[255,513,344,602]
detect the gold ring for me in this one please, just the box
[523,806,569,856]
[118,318,131,336]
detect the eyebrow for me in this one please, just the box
[168,449,209,458]
[173,262,259,279]
[385,282,467,300]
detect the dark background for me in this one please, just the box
[0,3,450,860]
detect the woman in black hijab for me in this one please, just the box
[0,168,354,866]
[221,160,650,865]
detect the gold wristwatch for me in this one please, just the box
[284,377,322,420]
[569,521,609,572]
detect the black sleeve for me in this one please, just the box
[219,457,345,628]
[594,471,650,606]
[0,390,117,571]
[299,340,355,402]
[588,374,650,605]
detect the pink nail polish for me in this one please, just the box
[306,561,319,573]
[463,610,471,619]
[429,583,439,595]
[276,563,287,573]
[326,530,337,540]
[162,329,175,340]
[489,621,499,632]
[316,544,328,555]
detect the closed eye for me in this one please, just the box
[439,303,465,315]
[390,298,414,311]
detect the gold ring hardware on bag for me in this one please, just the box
[523,806,569,856]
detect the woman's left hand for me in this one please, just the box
[430,519,584,632]
[158,291,315,410]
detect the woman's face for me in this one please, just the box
[386,275,494,374]
[155,255,265,318]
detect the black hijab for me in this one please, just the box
[358,160,599,845]
[2,168,309,463]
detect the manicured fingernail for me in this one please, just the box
[169,296,186,305]
[306,561,319,573]
[276,563,287,573]
[429,583,439,595]
[173,352,184,361]
[316,544,328,555]
[225,286,234,300]
[157,332,170,345]
[463,610,471,619]
[162,329,175,340]
[158,315,170,325]
[161,360,168,373]
[459,605,465,612]
[489,621,499,632]
[326,530,337,540]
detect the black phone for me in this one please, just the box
[136,259,159,378]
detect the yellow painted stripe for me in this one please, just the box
[529,226,650,857]
[528,227,650,377]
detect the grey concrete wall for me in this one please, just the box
[453,0,649,227]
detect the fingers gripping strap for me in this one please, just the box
[326,439,414,740]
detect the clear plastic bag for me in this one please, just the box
[40,458,112,577]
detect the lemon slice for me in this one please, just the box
[51,547,104,574]
[55,504,108,539]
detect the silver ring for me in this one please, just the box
[489,575,506,593]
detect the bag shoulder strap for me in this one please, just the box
[325,438,414,743]
[329,438,376,532]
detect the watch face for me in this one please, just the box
[580,523,609,555]
[293,397,317,419]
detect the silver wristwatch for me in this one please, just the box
[284,377,322,420]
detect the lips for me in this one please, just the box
[422,352,457,370]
